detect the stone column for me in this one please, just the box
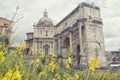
[69,27,73,54]
[54,37,58,54]
[36,40,38,55]
[78,23,83,54]
[42,42,43,54]
[33,40,35,55]
[58,34,61,55]
[33,39,37,55]
[39,42,41,54]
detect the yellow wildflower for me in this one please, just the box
[51,63,57,72]
[48,61,57,72]
[1,70,12,80]
[94,57,100,68]
[16,43,26,53]
[40,53,45,58]
[74,73,79,80]
[12,70,22,80]
[35,59,40,63]
[54,73,61,80]
[89,57,100,72]
[49,54,56,63]
[89,61,95,72]
[67,56,72,64]
[2,69,22,80]
[52,54,56,58]
[0,73,2,79]
[35,59,40,67]
[65,64,70,69]
[0,51,5,62]
[38,71,46,78]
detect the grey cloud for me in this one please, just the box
[105,37,120,51]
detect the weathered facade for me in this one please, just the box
[54,2,107,67]
[0,17,12,44]
[25,32,33,54]
[33,10,54,55]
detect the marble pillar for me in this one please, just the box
[58,34,61,55]
[78,23,83,54]
[69,27,73,54]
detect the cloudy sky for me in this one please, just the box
[0,0,120,51]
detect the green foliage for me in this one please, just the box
[0,35,9,45]
[0,43,120,80]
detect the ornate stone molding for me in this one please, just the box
[80,2,100,10]
[77,18,87,24]
[54,33,61,40]
[92,20,103,24]
[68,27,73,32]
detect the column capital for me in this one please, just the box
[68,27,73,32]
[57,33,61,39]
[77,18,87,23]
[54,37,58,41]
[76,18,87,26]
[54,33,61,40]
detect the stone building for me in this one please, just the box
[25,32,33,54]
[25,10,54,55]
[25,2,107,67]
[0,17,12,44]
[54,2,107,67]
[33,10,54,55]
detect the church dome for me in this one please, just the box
[37,10,53,27]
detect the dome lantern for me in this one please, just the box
[44,9,48,17]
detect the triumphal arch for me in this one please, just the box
[54,2,107,67]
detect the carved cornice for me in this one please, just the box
[60,26,73,34]
[25,38,33,41]
[92,20,103,25]
[54,33,61,40]
[80,2,100,10]
[72,21,78,27]
[77,18,87,23]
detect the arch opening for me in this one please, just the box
[76,45,81,66]
[63,37,70,47]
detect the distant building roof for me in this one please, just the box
[0,17,13,22]
[111,51,120,54]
